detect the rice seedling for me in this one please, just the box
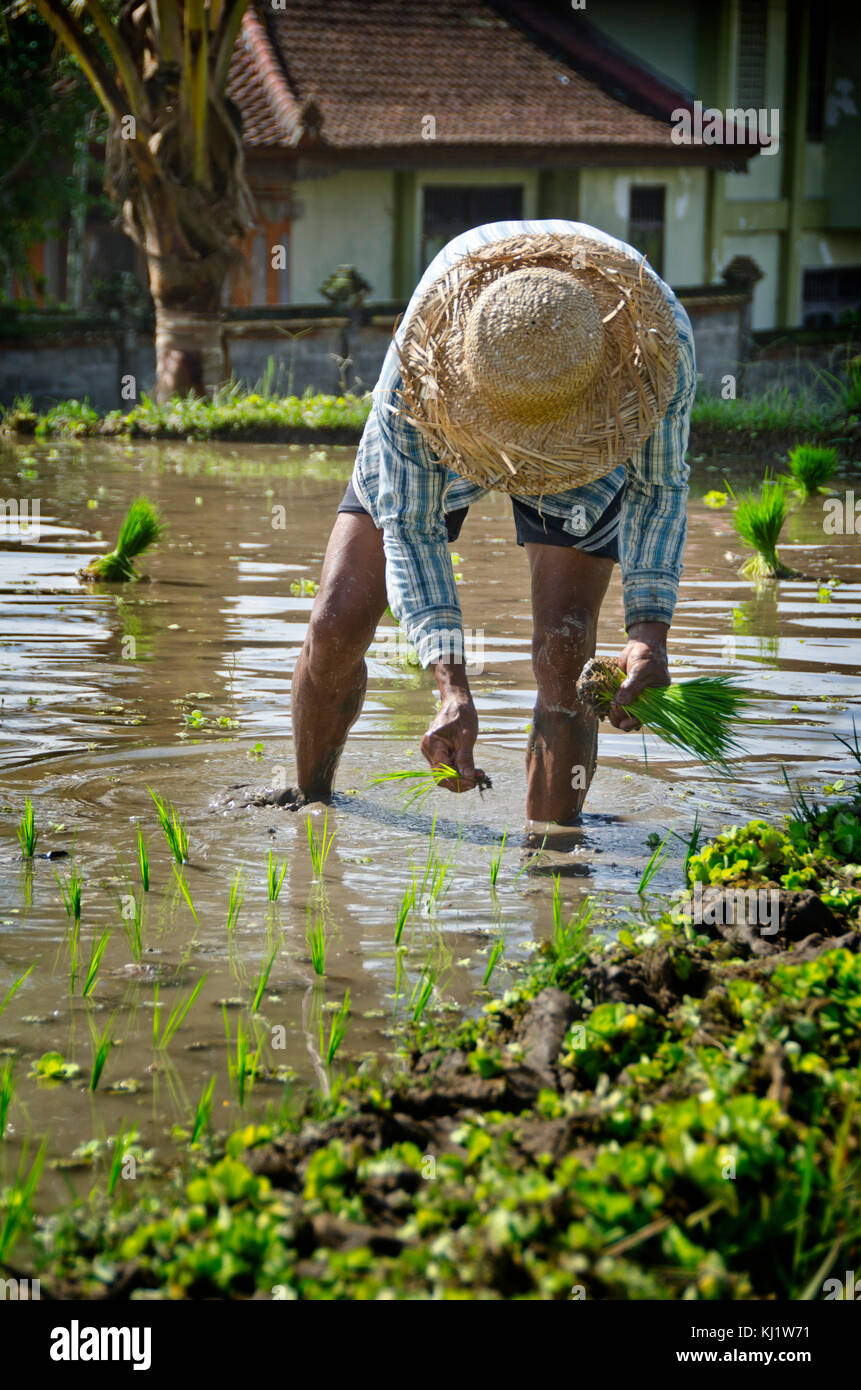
[137,825,150,892]
[16,797,37,857]
[306,909,327,976]
[190,1076,216,1144]
[415,838,451,914]
[306,810,336,877]
[88,1014,116,1091]
[638,834,671,894]
[0,964,34,1022]
[107,1124,139,1196]
[0,1059,16,1139]
[320,990,351,1066]
[483,936,505,986]
[267,849,287,902]
[394,883,415,947]
[551,889,593,964]
[152,975,206,1051]
[786,443,838,497]
[148,787,189,863]
[729,474,794,580]
[79,495,163,582]
[489,829,508,887]
[56,865,82,923]
[0,1137,46,1264]
[672,811,703,877]
[226,869,245,932]
[82,924,113,997]
[223,1009,262,1107]
[172,862,199,924]
[411,963,438,1024]
[370,764,492,809]
[576,657,748,772]
[250,937,281,1013]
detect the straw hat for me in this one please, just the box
[396,231,679,495]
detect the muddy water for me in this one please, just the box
[0,437,858,1201]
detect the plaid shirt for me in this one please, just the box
[351,219,697,668]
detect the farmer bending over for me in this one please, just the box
[290,219,695,824]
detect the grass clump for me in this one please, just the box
[79,497,163,583]
[577,657,747,771]
[786,443,838,497]
[730,475,795,580]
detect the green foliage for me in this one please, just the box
[0,12,100,287]
[7,389,372,440]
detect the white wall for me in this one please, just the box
[579,166,708,284]
[291,168,395,301]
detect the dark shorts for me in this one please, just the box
[337,478,621,561]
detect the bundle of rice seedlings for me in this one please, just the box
[370,763,492,808]
[576,657,747,771]
[730,475,795,580]
[786,443,838,498]
[79,496,163,583]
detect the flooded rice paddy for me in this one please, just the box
[0,437,858,1204]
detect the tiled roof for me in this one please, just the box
[227,0,698,154]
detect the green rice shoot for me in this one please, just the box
[576,658,747,772]
[730,474,794,579]
[152,975,206,1051]
[56,866,82,923]
[250,937,281,1013]
[320,990,351,1065]
[786,443,838,497]
[267,849,287,901]
[80,496,163,582]
[191,1076,216,1144]
[137,825,150,892]
[16,797,37,857]
[226,869,245,932]
[306,810,336,877]
[0,1058,16,1140]
[307,909,327,976]
[88,1014,116,1092]
[148,787,189,863]
[82,924,113,997]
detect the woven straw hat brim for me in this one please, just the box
[397,232,679,496]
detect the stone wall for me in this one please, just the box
[0,291,854,412]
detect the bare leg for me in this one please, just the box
[291,512,387,800]
[524,544,614,824]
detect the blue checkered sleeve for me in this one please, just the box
[619,297,696,629]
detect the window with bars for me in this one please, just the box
[628,186,666,277]
[736,0,768,108]
[421,185,524,267]
[802,266,861,326]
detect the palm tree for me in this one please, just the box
[26,0,254,399]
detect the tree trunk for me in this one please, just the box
[152,299,229,400]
